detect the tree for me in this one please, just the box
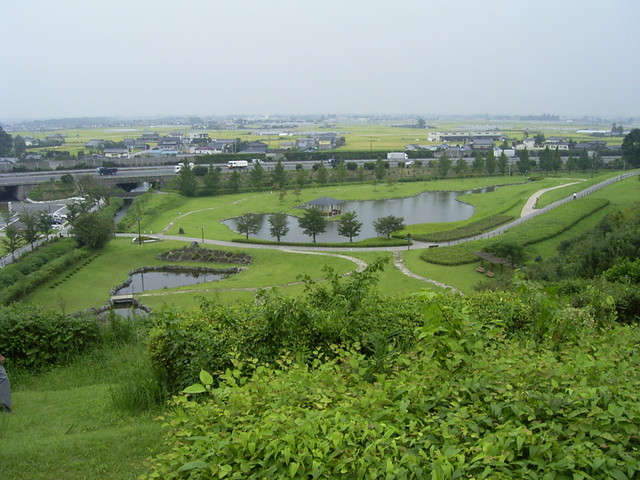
[66,200,89,223]
[337,211,363,242]
[236,213,261,239]
[578,149,593,173]
[37,210,54,240]
[335,160,348,184]
[437,153,452,177]
[203,166,221,196]
[18,211,40,251]
[485,149,497,175]
[272,159,287,189]
[295,168,307,190]
[177,168,198,197]
[621,129,640,168]
[516,149,530,174]
[1,210,20,259]
[374,157,386,182]
[268,212,289,242]
[250,161,265,190]
[228,170,242,193]
[538,146,552,173]
[454,158,468,177]
[315,162,328,186]
[298,207,326,243]
[471,152,485,174]
[565,154,577,173]
[373,215,405,239]
[0,126,12,156]
[71,212,113,249]
[498,151,508,175]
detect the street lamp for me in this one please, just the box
[137,217,142,246]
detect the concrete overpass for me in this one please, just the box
[0,166,177,200]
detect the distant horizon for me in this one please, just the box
[2,1,638,123]
[2,111,638,127]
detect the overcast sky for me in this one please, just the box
[1,0,639,120]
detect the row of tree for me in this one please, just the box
[236,209,406,244]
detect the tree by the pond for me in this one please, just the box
[373,215,405,239]
[268,212,289,242]
[236,213,261,239]
[71,212,113,249]
[337,211,362,242]
[298,207,326,243]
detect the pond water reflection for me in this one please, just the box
[223,188,493,243]
[114,270,227,295]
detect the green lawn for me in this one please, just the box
[0,343,164,480]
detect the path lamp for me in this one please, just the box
[201,227,205,244]
[137,217,142,246]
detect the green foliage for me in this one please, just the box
[373,214,405,239]
[420,244,478,266]
[413,214,514,243]
[146,258,426,393]
[71,211,114,249]
[0,304,100,371]
[298,207,326,243]
[0,239,94,305]
[143,305,640,479]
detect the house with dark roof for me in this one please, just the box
[239,141,268,154]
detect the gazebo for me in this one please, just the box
[474,251,514,277]
[304,196,344,216]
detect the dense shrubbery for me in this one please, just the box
[526,203,640,323]
[0,304,101,371]
[147,259,426,392]
[142,283,639,479]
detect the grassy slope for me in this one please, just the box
[0,343,163,480]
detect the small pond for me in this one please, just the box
[113,268,232,295]
[223,187,494,243]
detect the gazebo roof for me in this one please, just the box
[474,251,514,267]
[305,196,344,207]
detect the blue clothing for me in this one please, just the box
[0,364,11,412]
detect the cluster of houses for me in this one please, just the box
[83,131,346,159]
[406,131,615,159]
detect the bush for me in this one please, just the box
[0,304,101,371]
[142,310,640,479]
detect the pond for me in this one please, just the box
[113,269,230,295]
[222,188,493,243]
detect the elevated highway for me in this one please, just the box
[0,166,177,200]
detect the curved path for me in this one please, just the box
[127,170,640,295]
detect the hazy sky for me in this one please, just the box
[1,0,639,120]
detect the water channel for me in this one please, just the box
[223,188,493,243]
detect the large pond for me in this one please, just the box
[222,188,493,243]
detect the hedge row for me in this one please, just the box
[0,238,77,290]
[0,247,94,305]
[420,197,610,266]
